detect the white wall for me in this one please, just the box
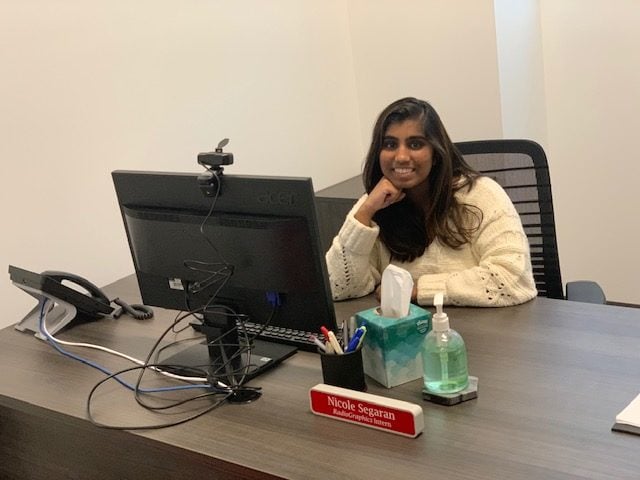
[3,1,637,331]
[0,0,363,327]
[540,0,640,303]
[1,0,504,329]
[494,0,548,146]
[348,0,503,148]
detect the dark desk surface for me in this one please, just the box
[2,275,640,479]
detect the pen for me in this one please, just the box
[321,325,343,354]
[325,340,335,354]
[348,316,356,341]
[327,330,344,354]
[320,326,331,340]
[310,335,326,352]
[355,326,367,349]
[345,326,365,353]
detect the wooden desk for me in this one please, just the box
[2,275,639,479]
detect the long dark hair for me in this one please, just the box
[363,97,482,262]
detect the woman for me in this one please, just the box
[325,97,536,307]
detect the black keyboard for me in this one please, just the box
[238,321,341,352]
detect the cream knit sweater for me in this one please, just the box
[325,176,537,307]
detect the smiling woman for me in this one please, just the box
[379,120,434,193]
[325,97,537,308]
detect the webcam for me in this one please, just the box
[198,138,233,197]
[198,138,234,169]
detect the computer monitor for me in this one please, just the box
[112,170,337,385]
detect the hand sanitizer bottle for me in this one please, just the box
[422,292,469,394]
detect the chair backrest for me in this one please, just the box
[454,139,564,299]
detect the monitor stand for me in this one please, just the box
[159,309,297,387]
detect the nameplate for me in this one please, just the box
[309,384,424,438]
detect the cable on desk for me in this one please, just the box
[111,297,154,320]
[28,173,276,429]
[86,363,232,430]
[44,176,281,429]
[129,301,271,413]
[173,175,266,386]
[46,321,209,384]
[122,294,271,416]
[37,299,238,430]
[181,298,281,388]
[162,171,286,391]
[38,299,212,393]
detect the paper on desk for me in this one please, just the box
[616,393,640,428]
[380,265,413,318]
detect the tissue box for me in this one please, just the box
[356,304,432,388]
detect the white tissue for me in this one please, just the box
[380,265,414,318]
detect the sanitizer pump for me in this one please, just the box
[421,292,469,394]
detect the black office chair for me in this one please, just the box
[455,139,605,303]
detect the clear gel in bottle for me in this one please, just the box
[422,292,469,394]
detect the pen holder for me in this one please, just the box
[319,347,367,392]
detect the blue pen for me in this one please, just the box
[345,327,365,353]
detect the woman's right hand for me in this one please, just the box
[354,177,405,226]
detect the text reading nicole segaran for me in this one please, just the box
[327,396,395,428]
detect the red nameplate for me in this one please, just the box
[309,384,423,438]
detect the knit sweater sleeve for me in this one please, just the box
[325,195,385,300]
[416,178,537,307]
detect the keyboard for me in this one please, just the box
[238,321,341,352]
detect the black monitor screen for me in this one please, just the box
[112,170,337,383]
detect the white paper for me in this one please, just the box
[616,393,640,428]
[380,265,413,318]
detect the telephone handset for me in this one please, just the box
[41,270,112,308]
[41,270,154,321]
[9,265,154,339]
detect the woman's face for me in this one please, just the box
[379,118,433,194]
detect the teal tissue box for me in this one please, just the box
[355,304,432,388]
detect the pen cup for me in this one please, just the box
[319,347,367,392]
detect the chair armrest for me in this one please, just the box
[565,281,606,304]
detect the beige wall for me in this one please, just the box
[1,0,503,328]
[0,0,364,326]
[2,1,637,330]
[540,0,640,303]
[494,0,548,146]
[347,0,503,148]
